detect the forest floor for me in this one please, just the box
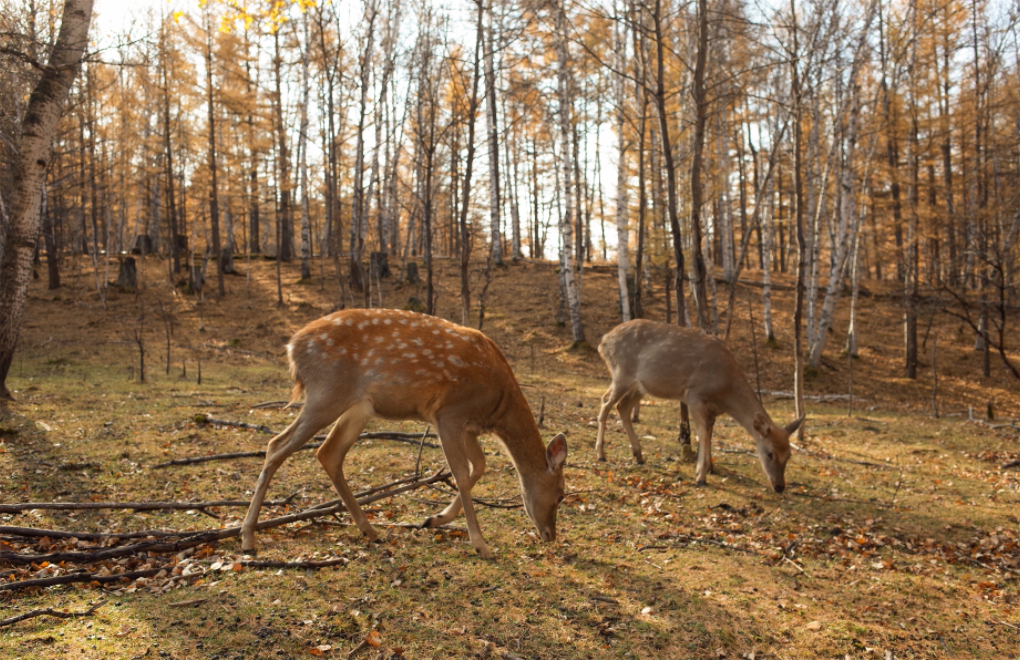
[0,253,1018,659]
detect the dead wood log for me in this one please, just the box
[194,413,273,433]
[237,558,348,569]
[152,430,440,468]
[0,600,106,627]
[250,400,296,410]
[0,567,166,593]
[1002,459,1020,470]
[0,471,449,567]
[0,492,301,515]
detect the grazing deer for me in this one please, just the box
[241,309,568,558]
[594,320,802,492]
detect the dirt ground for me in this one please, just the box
[0,253,1018,659]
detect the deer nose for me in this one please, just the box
[540,528,556,542]
[773,483,786,494]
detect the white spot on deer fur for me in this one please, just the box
[445,342,453,349]
[384,319,392,325]
[412,338,423,346]
[360,358,369,366]
[372,318,380,325]
[399,319,407,325]
[448,355,464,367]
[338,347,347,355]
[410,322,418,328]
[397,342,407,349]
[403,352,417,359]
[422,349,432,356]
[367,349,375,358]
[346,319,354,326]
[332,318,343,326]
[358,322,367,329]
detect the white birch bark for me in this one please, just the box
[613,3,631,322]
[808,95,859,369]
[554,0,585,343]
[0,0,94,398]
[484,3,502,265]
[298,10,312,280]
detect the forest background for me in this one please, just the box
[0,0,1020,657]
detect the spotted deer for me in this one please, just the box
[594,319,803,492]
[241,308,568,558]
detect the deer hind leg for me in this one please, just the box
[617,390,645,464]
[423,428,484,529]
[431,418,491,558]
[689,401,716,486]
[241,410,334,554]
[315,399,378,542]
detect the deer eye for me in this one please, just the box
[767,451,775,461]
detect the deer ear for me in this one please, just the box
[785,416,805,435]
[753,412,770,435]
[546,433,568,472]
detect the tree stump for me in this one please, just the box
[116,257,138,292]
[405,261,421,284]
[132,235,154,255]
[370,252,391,279]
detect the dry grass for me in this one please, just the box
[0,254,1018,659]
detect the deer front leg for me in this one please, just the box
[242,415,324,554]
[432,419,491,558]
[423,429,484,528]
[690,404,715,486]
[316,400,378,542]
[617,391,645,465]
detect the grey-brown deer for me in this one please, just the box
[594,319,802,492]
[241,308,568,558]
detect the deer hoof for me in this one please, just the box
[597,456,607,463]
[634,455,645,465]
[695,479,707,488]
[241,547,257,557]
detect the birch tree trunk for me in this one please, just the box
[553,0,585,344]
[484,3,502,266]
[613,1,631,322]
[350,1,378,296]
[807,95,859,369]
[0,0,94,399]
[298,10,312,281]
[204,6,224,299]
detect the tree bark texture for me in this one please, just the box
[0,0,94,400]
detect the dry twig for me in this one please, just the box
[0,599,107,628]
[0,471,449,568]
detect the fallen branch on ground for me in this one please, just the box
[766,391,855,402]
[152,429,440,468]
[0,491,302,515]
[0,471,449,568]
[0,600,107,628]
[0,566,167,592]
[250,400,298,410]
[237,558,348,569]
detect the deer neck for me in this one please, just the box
[491,386,548,476]
[719,377,771,439]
